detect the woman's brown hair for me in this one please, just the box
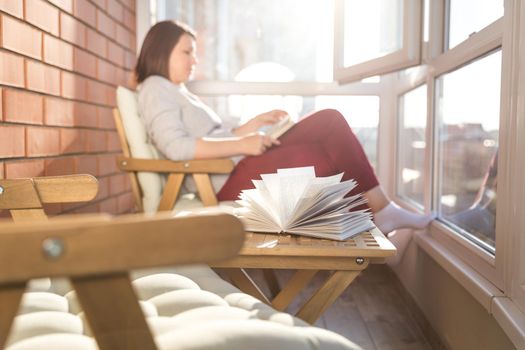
[134,20,196,84]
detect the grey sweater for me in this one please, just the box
[137,75,240,193]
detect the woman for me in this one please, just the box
[136,20,433,234]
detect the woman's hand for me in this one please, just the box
[240,133,280,156]
[253,109,288,128]
[233,109,288,136]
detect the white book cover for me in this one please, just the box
[235,167,375,241]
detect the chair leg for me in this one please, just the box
[158,174,184,211]
[193,174,218,206]
[71,273,157,350]
[0,283,26,348]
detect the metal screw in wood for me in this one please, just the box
[121,161,128,166]
[42,237,65,260]
[355,257,365,265]
[0,186,3,195]
[184,162,190,168]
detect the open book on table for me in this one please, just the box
[259,114,295,139]
[235,167,375,241]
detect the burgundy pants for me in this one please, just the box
[217,109,379,203]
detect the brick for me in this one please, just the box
[124,51,135,70]
[73,0,96,27]
[97,9,115,37]
[98,154,117,175]
[49,0,73,13]
[5,159,45,178]
[45,97,74,126]
[60,127,85,154]
[98,106,115,129]
[0,88,2,120]
[74,102,98,127]
[87,79,108,105]
[97,58,116,85]
[85,129,107,153]
[1,15,42,60]
[106,130,120,151]
[120,0,134,11]
[123,9,135,32]
[25,0,60,36]
[107,40,124,66]
[117,191,135,213]
[95,175,109,200]
[107,0,124,23]
[106,84,116,106]
[26,60,61,96]
[0,161,3,178]
[116,24,131,50]
[43,34,74,70]
[91,0,106,10]
[45,156,76,176]
[74,155,98,175]
[99,197,118,214]
[86,28,107,57]
[3,89,44,125]
[26,126,60,157]
[60,12,86,47]
[0,0,23,18]
[71,202,99,214]
[0,125,25,157]
[109,173,127,195]
[61,71,87,100]
[0,51,24,87]
[115,67,130,86]
[73,47,97,78]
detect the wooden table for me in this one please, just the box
[212,227,396,324]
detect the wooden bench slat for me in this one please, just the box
[0,213,245,284]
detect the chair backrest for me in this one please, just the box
[115,86,163,213]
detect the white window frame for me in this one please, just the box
[395,80,428,211]
[333,0,423,84]
[392,1,525,346]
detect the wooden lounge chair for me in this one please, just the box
[113,86,282,298]
[0,175,360,350]
[113,86,234,213]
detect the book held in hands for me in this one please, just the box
[259,114,295,139]
[235,167,375,241]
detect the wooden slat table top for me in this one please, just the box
[238,227,396,258]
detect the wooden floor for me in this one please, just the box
[247,265,436,350]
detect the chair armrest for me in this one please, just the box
[116,156,234,174]
[0,212,244,284]
[0,175,98,210]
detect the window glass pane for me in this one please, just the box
[398,85,427,206]
[448,0,503,49]
[165,0,334,82]
[199,95,379,167]
[343,0,403,67]
[436,51,501,251]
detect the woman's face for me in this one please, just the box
[169,34,197,84]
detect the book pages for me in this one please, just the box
[236,166,375,241]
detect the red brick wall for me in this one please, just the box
[0,0,136,214]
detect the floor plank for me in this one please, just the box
[247,265,435,350]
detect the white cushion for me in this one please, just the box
[7,312,83,346]
[6,334,96,350]
[148,289,228,317]
[132,273,201,300]
[116,86,163,213]
[156,319,361,350]
[18,292,69,314]
[26,279,51,292]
